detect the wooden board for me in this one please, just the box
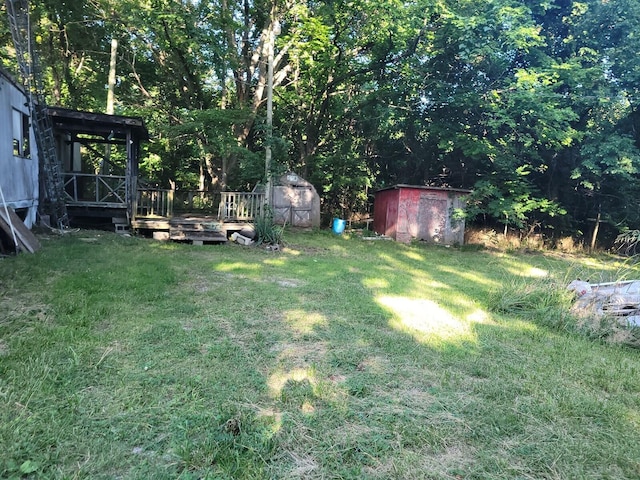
[169,230,228,242]
[0,207,41,253]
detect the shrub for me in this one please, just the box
[254,206,284,246]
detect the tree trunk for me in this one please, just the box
[590,207,601,253]
[106,39,117,114]
[199,160,206,192]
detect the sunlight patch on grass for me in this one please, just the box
[500,258,555,279]
[500,316,540,333]
[438,265,500,288]
[268,367,316,398]
[378,295,477,345]
[362,277,390,289]
[373,252,453,294]
[256,407,283,436]
[568,254,622,271]
[376,253,396,264]
[147,240,181,251]
[284,310,327,334]
[527,267,548,277]
[466,308,493,324]
[301,401,315,414]
[401,250,425,261]
[624,407,640,430]
[263,258,287,266]
[214,262,261,274]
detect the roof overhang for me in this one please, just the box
[47,106,149,141]
[374,184,472,195]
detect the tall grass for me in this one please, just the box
[488,262,640,347]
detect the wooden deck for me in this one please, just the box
[65,184,261,244]
[132,214,254,244]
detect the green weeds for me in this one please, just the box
[254,207,284,246]
[488,267,640,347]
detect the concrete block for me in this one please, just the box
[115,224,130,234]
[231,232,254,245]
[153,231,170,241]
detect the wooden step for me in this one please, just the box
[169,231,228,242]
[169,219,227,242]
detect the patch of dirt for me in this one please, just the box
[276,279,301,288]
[399,387,435,403]
[191,281,211,293]
[354,355,390,374]
[181,321,195,331]
[284,245,331,256]
[286,450,319,478]
[271,341,328,367]
[1,294,51,325]
[419,444,477,474]
[223,417,241,436]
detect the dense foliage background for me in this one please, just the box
[2,0,639,243]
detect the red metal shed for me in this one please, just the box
[373,185,471,244]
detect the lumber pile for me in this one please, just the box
[568,280,640,328]
[0,206,41,254]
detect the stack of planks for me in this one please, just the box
[169,215,227,244]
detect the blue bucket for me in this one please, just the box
[332,218,346,234]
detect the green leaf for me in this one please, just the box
[19,461,38,474]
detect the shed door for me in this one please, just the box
[417,194,447,243]
[273,186,313,227]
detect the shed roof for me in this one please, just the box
[374,184,472,195]
[47,106,149,141]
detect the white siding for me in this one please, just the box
[0,71,39,228]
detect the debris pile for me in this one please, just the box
[230,232,254,246]
[568,280,640,328]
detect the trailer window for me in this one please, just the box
[12,109,30,158]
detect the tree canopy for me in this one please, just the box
[2,0,639,243]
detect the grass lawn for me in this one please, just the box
[1,230,640,479]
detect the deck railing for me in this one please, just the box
[174,190,218,213]
[173,190,265,221]
[136,187,174,218]
[134,188,265,221]
[61,175,264,223]
[63,173,127,206]
[218,192,265,221]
